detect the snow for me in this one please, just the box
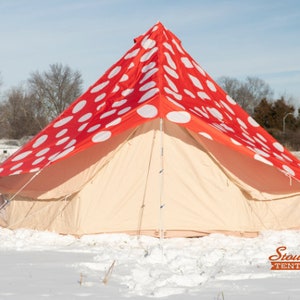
[1,228,300,299]
[1,140,300,298]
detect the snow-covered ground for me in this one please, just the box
[1,141,300,299]
[0,228,300,299]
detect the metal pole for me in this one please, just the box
[283,112,293,134]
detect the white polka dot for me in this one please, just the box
[254,154,273,166]
[281,154,293,162]
[142,36,156,49]
[172,38,184,54]
[92,131,112,143]
[100,109,117,119]
[256,133,267,142]
[140,47,158,62]
[164,87,182,101]
[105,118,122,128]
[166,97,185,110]
[112,85,120,93]
[211,123,227,133]
[248,116,259,127]
[49,146,75,162]
[140,81,156,91]
[197,91,211,100]
[225,112,233,121]
[242,132,255,143]
[124,48,140,59]
[91,81,110,93]
[184,89,196,98]
[78,113,92,123]
[72,100,87,114]
[152,24,159,31]
[87,124,101,133]
[112,99,127,107]
[231,138,242,146]
[128,62,135,69]
[191,107,209,119]
[122,89,134,97]
[119,74,129,82]
[189,74,203,90]
[164,75,178,92]
[11,170,22,175]
[167,111,191,123]
[56,129,68,138]
[142,62,156,73]
[29,168,40,173]
[137,105,158,118]
[95,93,106,102]
[163,42,175,54]
[237,118,247,129]
[199,132,213,140]
[274,152,284,161]
[206,80,217,92]
[12,150,32,162]
[10,162,23,171]
[118,107,131,115]
[36,148,50,157]
[181,57,193,68]
[78,123,88,132]
[0,168,3,173]
[254,137,269,149]
[108,66,121,79]
[140,68,159,84]
[32,157,45,166]
[220,100,235,115]
[208,107,223,120]
[138,88,159,103]
[164,52,176,69]
[273,142,284,152]
[64,139,76,149]
[56,137,70,146]
[220,123,234,132]
[193,62,206,76]
[254,148,270,157]
[226,95,236,105]
[53,116,73,128]
[33,135,48,148]
[282,165,295,176]
[96,103,105,111]
[163,65,179,79]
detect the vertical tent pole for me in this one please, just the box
[159,118,165,240]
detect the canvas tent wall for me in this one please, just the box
[0,22,300,237]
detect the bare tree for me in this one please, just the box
[218,76,273,115]
[0,86,47,139]
[28,63,83,122]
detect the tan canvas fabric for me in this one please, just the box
[1,120,300,237]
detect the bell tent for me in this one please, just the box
[0,22,300,237]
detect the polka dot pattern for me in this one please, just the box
[0,21,299,182]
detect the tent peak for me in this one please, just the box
[0,22,299,180]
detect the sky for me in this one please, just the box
[0,0,300,104]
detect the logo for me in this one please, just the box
[269,246,300,270]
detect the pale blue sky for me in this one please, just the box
[1,0,300,104]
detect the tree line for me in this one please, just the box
[0,64,299,150]
[0,64,83,140]
[218,76,300,150]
